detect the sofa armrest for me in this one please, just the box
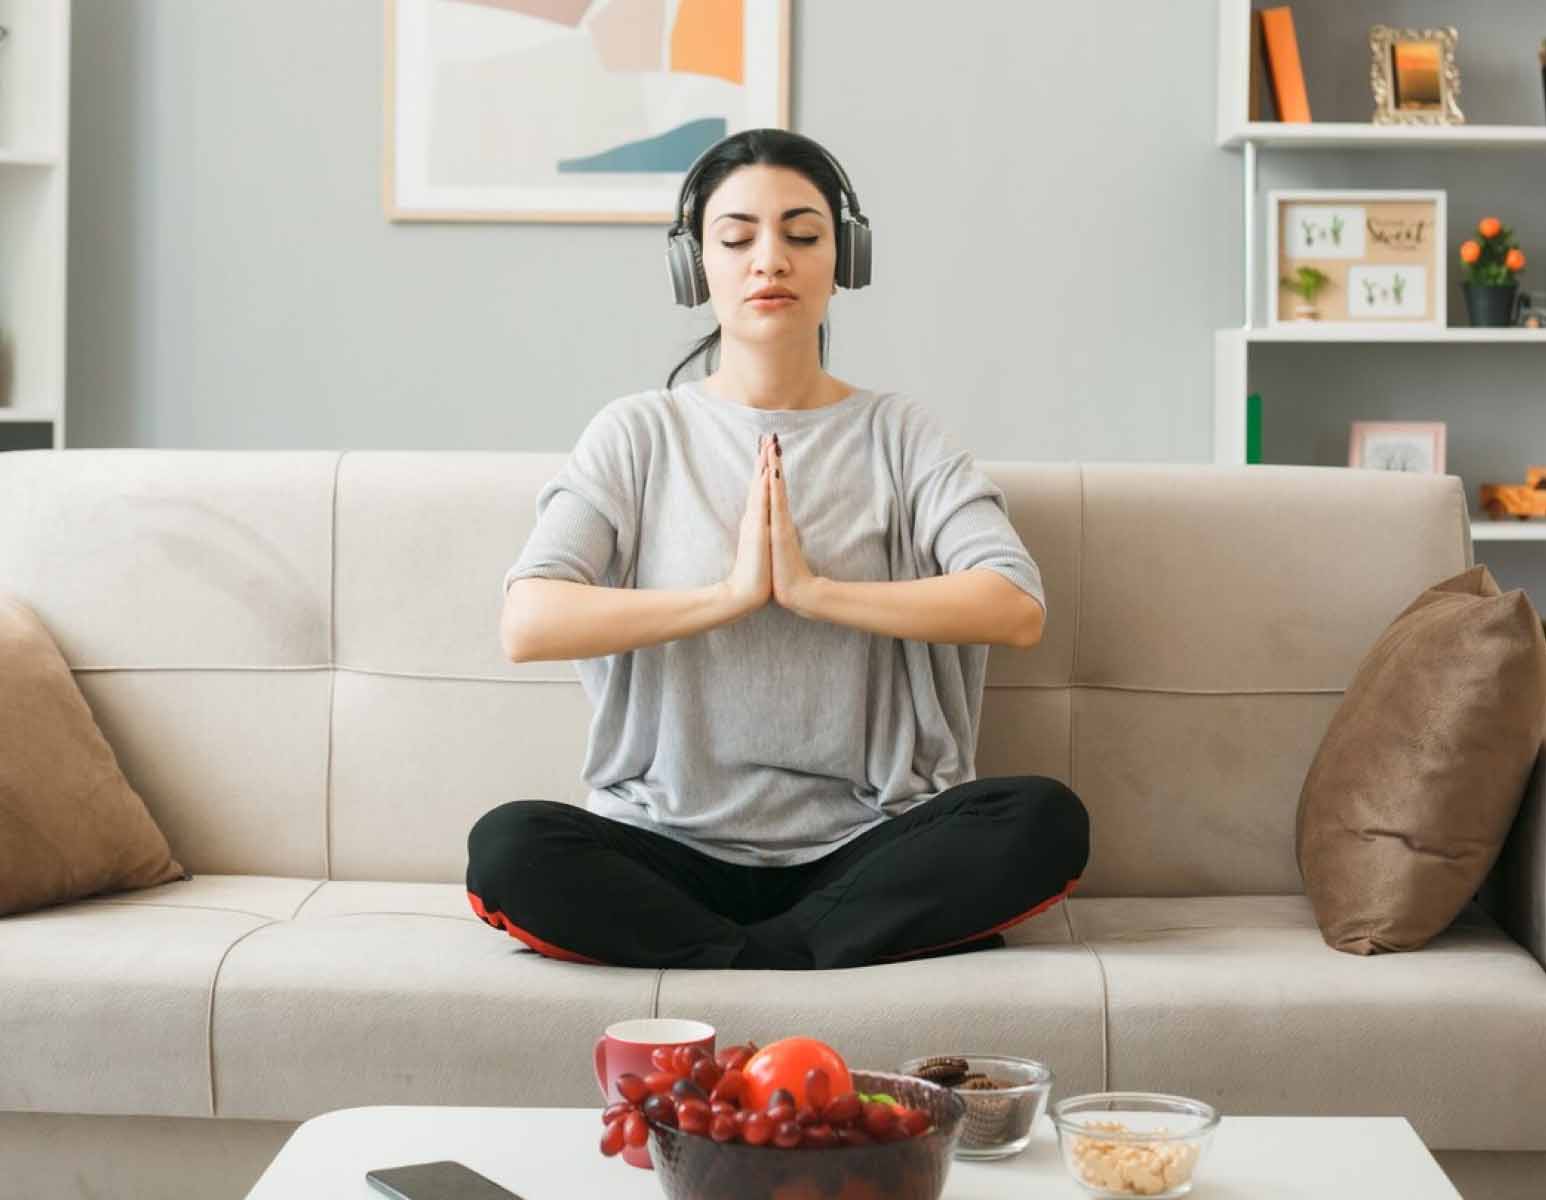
[1480,745,1546,970]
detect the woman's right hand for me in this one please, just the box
[721,436,774,618]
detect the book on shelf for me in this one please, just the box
[1248,10,1279,122]
[1259,6,1311,123]
[1246,393,1263,464]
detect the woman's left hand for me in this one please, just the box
[768,436,822,617]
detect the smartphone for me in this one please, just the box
[365,1160,526,1200]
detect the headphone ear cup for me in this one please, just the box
[837,217,872,290]
[666,230,710,307]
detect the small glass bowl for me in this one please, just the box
[898,1054,1054,1160]
[1050,1092,1219,1199]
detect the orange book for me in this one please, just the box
[1260,6,1311,123]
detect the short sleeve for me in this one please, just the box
[903,399,1047,617]
[503,489,618,594]
[500,403,638,599]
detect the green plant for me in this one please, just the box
[1281,266,1331,305]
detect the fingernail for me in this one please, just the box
[773,433,781,456]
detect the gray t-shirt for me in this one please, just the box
[504,381,1046,867]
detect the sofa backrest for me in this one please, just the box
[0,450,1471,895]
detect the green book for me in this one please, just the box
[1246,392,1263,464]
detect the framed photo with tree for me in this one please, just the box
[1349,421,1447,474]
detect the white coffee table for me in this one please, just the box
[244,1105,1461,1198]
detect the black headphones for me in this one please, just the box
[665,131,873,308]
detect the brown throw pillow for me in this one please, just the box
[0,595,185,916]
[1297,564,1546,954]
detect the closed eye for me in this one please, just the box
[722,236,819,248]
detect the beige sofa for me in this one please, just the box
[0,449,1542,1200]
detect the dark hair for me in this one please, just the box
[665,129,846,390]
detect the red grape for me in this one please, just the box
[671,1045,696,1075]
[716,1043,755,1072]
[861,1101,896,1139]
[652,1046,677,1072]
[768,1088,796,1111]
[671,1078,709,1104]
[600,1120,626,1156]
[623,1110,649,1148]
[602,1101,632,1126]
[766,1102,795,1125]
[642,1093,678,1128]
[801,1122,837,1149]
[795,1105,820,1127]
[645,1071,678,1095]
[710,1112,738,1143]
[804,1067,831,1111]
[677,1098,711,1136]
[742,1111,774,1146]
[836,1127,873,1147]
[710,1069,745,1106]
[616,1073,650,1105]
[710,1100,737,1119]
[822,1091,862,1125]
[773,1120,803,1149]
[690,1056,723,1093]
[898,1107,932,1138]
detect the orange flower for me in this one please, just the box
[1507,248,1527,272]
[1460,240,1482,264]
[1479,217,1503,239]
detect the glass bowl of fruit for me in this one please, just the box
[603,1037,966,1200]
[899,1053,1054,1160]
[1050,1092,1219,1199]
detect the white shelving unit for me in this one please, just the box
[1214,0,1546,544]
[0,0,71,449]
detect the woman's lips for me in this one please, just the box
[749,296,796,308]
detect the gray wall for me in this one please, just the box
[52,0,1546,600]
[60,0,1238,457]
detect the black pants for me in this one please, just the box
[465,775,1089,971]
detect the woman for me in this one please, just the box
[468,130,1088,970]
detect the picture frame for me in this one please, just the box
[1268,190,1446,329]
[384,0,791,223]
[1348,421,1447,474]
[1370,25,1464,126]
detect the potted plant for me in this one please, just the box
[1280,266,1331,321]
[1459,216,1527,327]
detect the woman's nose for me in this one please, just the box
[752,233,789,275]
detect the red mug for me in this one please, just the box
[594,1017,715,1170]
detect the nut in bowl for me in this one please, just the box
[1051,1092,1219,1199]
[899,1054,1053,1160]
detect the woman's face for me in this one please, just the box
[699,164,837,349]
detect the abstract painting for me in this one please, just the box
[385,0,791,222]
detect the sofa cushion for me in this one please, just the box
[207,881,661,1119]
[1296,564,1546,954]
[0,883,275,1117]
[1072,895,1546,1151]
[655,902,1108,1102]
[0,596,186,916]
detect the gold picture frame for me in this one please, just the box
[1370,26,1464,125]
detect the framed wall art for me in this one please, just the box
[385,0,791,223]
[1370,25,1464,126]
[1268,190,1447,329]
[1349,421,1447,474]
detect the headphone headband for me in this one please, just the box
[668,132,865,240]
[664,130,872,307]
